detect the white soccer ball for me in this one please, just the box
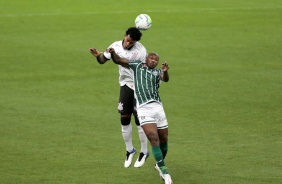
[135,14,152,30]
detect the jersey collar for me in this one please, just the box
[122,40,135,50]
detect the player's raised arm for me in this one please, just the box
[108,48,129,68]
[89,48,108,64]
[160,62,169,82]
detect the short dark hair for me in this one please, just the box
[147,52,159,59]
[126,27,142,41]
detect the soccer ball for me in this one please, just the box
[135,14,152,30]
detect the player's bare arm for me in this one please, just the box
[160,62,169,82]
[108,48,129,68]
[89,48,108,64]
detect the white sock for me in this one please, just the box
[122,124,133,152]
[137,126,148,154]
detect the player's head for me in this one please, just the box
[123,27,142,49]
[146,52,159,69]
[126,27,142,41]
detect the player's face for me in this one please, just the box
[123,35,136,49]
[146,54,159,69]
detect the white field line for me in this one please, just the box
[0,6,281,17]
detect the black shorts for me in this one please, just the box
[118,85,136,115]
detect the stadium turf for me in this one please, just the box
[0,0,281,183]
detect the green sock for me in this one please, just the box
[160,166,168,174]
[160,142,168,159]
[152,146,165,168]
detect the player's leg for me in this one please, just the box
[118,85,136,168]
[142,122,167,172]
[155,103,169,160]
[133,98,149,168]
[150,103,172,183]
[158,128,168,160]
[155,128,171,183]
[121,114,137,168]
[138,103,172,183]
[137,103,165,170]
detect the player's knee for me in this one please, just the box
[121,116,131,126]
[148,134,159,146]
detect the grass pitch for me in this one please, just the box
[1,0,282,183]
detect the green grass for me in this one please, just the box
[1,0,282,183]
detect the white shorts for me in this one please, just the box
[137,102,168,129]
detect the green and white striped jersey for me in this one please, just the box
[128,61,162,109]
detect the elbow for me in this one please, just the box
[97,60,106,65]
[96,58,108,64]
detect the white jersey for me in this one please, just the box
[103,40,147,89]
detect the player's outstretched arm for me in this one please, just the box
[161,62,169,82]
[108,48,129,67]
[89,48,108,64]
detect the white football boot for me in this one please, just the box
[124,148,136,168]
[163,174,173,184]
[134,152,149,168]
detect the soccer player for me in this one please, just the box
[108,48,173,184]
[89,27,149,168]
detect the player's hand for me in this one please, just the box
[161,62,169,72]
[108,48,115,53]
[89,48,102,57]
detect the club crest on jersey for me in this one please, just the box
[131,52,138,60]
[118,102,123,111]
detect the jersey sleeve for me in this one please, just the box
[128,60,139,70]
[103,42,116,59]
